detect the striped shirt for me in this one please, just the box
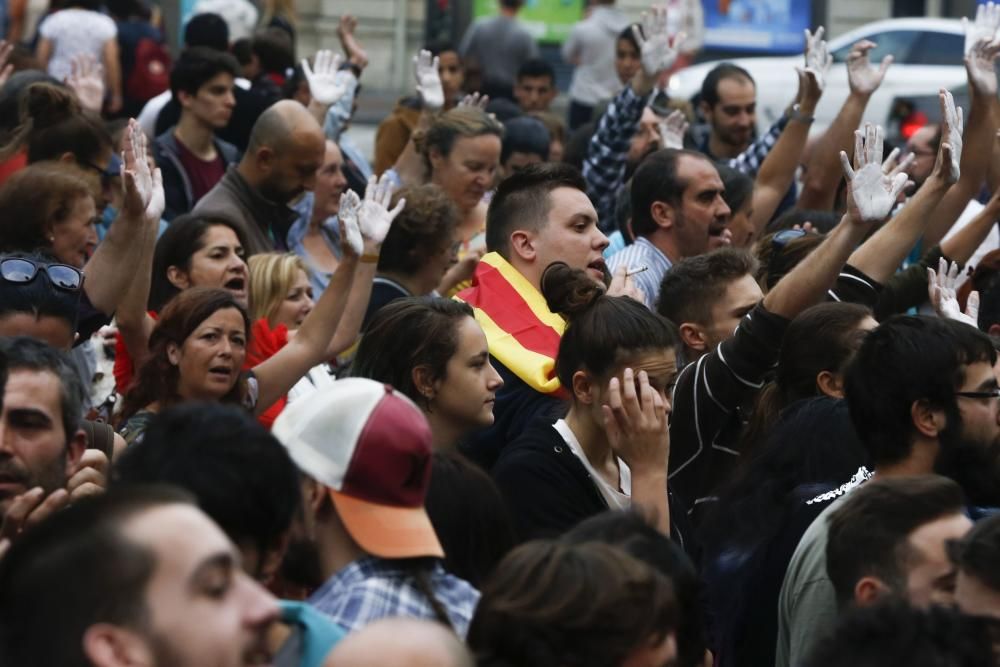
[606,237,672,309]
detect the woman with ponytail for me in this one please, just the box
[492,262,684,544]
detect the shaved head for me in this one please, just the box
[242,100,326,203]
[323,618,474,667]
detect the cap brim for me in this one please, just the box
[330,490,444,559]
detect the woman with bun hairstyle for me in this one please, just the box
[492,262,679,543]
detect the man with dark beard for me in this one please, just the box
[775,316,1000,667]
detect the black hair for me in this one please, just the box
[517,58,555,84]
[631,149,709,237]
[251,27,295,75]
[563,511,706,667]
[699,396,869,662]
[0,485,196,667]
[826,475,966,607]
[700,63,755,108]
[351,297,476,410]
[423,41,458,56]
[485,162,587,257]
[184,12,230,51]
[754,231,825,290]
[112,402,301,574]
[973,268,1000,332]
[501,116,550,164]
[844,316,996,468]
[484,97,523,123]
[170,47,240,99]
[0,71,61,144]
[231,37,253,66]
[768,207,842,234]
[657,248,759,326]
[0,251,81,332]
[715,162,753,215]
[617,24,639,52]
[949,513,1000,592]
[425,451,517,587]
[614,183,633,242]
[542,262,677,389]
[0,335,85,438]
[148,213,248,311]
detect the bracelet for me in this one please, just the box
[360,253,380,264]
[789,103,815,125]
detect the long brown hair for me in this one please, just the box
[119,288,251,422]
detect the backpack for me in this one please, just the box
[126,37,171,103]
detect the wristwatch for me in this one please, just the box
[789,103,815,125]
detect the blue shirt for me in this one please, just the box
[606,237,673,310]
[277,601,346,667]
[288,192,342,296]
[307,556,480,637]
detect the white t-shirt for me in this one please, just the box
[39,9,117,83]
[553,419,631,509]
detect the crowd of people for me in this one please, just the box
[1,0,1000,665]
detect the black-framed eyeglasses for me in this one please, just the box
[955,387,1000,400]
[81,160,112,188]
[0,257,84,291]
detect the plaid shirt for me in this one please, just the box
[583,84,790,232]
[307,557,480,637]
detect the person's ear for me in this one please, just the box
[258,531,292,586]
[854,576,889,607]
[83,623,152,667]
[256,146,275,172]
[571,370,595,405]
[816,370,845,399]
[650,200,674,230]
[411,365,436,403]
[678,322,707,353]
[166,341,181,366]
[166,265,191,290]
[509,229,536,263]
[428,147,446,172]
[302,476,328,515]
[176,89,194,109]
[911,399,945,439]
[65,427,87,474]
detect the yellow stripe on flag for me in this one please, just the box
[467,303,562,395]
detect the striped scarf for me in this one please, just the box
[457,253,566,396]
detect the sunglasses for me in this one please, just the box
[0,257,85,291]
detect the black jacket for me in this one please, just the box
[153,130,240,221]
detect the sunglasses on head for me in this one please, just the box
[0,257,85,292]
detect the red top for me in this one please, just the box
[174,136,226,205]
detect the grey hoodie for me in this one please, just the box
[562,6,631,105]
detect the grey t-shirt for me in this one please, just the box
[459,15,539,88]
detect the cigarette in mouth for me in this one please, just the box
[626,265,649,278]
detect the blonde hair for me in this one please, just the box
[247,253,310,326]
[415,107,504,171]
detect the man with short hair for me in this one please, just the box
[499,116,550,179]
[272,378,480,636]
[562,0,630,130]
[326,617,475,667]
[154,47,242,220]
[950,513,1000,619]
[514,58,557,113]
[776,316,1000,667]
[195,99,327,256]
[697,64,758,161]
[459,0,538,96]
[606,148,731,308]
[0,485,281,667]
[826,475,971,609]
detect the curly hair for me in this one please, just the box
[0,162,97,264]
[377,184,459,275]
[119,288,251,423]
[468,540,677,667]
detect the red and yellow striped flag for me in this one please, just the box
[457,252,567,396]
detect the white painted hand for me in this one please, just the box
[940,88,964,183]
[121,119,165,223]
[302,50,347,105]
[846,40,892,96]
[965,35,1000,98]
[66,52,105,113]
[338,190,363,256]
[657,109,688,150]
[357,173,406,247]
[413,49,444,110]
[803,26,833,91]
[458,92,489,110]
[964,0,1000,55]
[632,5,682,78]
[840,123,909,223]
[928,257,979,327]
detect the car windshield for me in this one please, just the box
[831,30,922,64]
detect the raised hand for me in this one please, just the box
[964,1,1000,56]
[803,26,833,91]
[657,109,688,150]
[302,50,347,106]
[601,368,670,473]
[847,40,892,96]
[66,53,105,113]
[794,66,823,111]
[632,6,683,79]
[121,119,164,224]
[965,35,1000,98]
[338,190,364,256]
[413,49,444,111]
[357,173,406,247]
[881,146,915,182]
[0,40,13,89]
[928,257,979,327]
[938,88,963,184]
[458,92,490,110]
[840,123,909,223]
